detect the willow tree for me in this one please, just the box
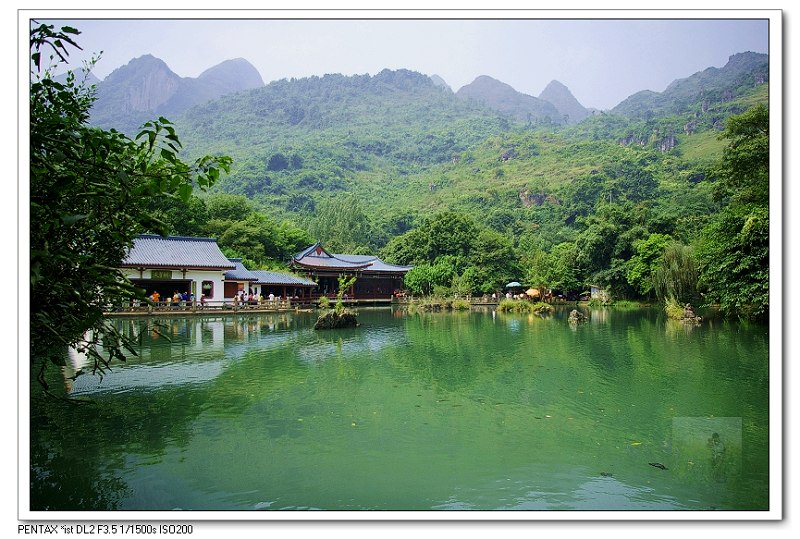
[652,242,699,305]
[30,23,231,389]
[306,194,378,254]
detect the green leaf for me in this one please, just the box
[160,148,177,163]
[178,183,193,202]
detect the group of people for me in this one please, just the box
[234,290,263,305]
[144,289,294,309]
[148,290,193,306]
[502,292,529,300]
[233,289,281,305]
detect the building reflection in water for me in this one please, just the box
[60,314,302,394]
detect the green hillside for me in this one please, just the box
[170,68,765,224]
[147,61,769,317]
[611,52,768,119]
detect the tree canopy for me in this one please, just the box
[29,22,231,388]
[696,104,769,319]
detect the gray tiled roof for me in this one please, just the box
[251,270,317,287]
[292,243,370,270]
[292,242,412,273]
[225,259,259,281]
[293,255,370,270]
[122,235,235,270]
[334,254,413,272]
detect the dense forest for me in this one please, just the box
[69,30,770,320]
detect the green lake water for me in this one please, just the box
[29,306,770,512]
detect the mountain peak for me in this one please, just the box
[466,75,513,90]
[90,55,264,133]
[429,74,451,91]
[541,79,569,92]
[612,51,768,118]
[198,58,264,89]
[103,54,177,83]
[723,51,769,73]
[538,80,588,124]
[456,75,562,125]
[373,68,435,90]
[97,55,182,116]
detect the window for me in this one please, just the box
[202,281,214,298]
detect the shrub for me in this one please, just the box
[498,299,553,315]
[530,302,554,315]
[611,299,642,309]
[664,297,685,320]
[451,298,471,311]
[497,298,520,312]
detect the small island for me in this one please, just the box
[568,309,588,324]
[314,276,360,330]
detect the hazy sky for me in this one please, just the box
[34,14,770,110]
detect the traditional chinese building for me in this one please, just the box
[120,235,235,303]
[290,242,412,300]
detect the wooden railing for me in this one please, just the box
[110,298,295,314]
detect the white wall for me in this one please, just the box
[121,268,228,302]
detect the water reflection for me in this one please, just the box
[64,315,309,395]
[590,307,609,325]
[431,463,691,511]
[32,308,769,512]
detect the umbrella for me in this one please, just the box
[526,288,540,297]
[505,282,522,288]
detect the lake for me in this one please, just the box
[29,306,770,513]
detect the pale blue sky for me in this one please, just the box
[34,15,770,111]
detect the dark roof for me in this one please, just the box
[225,259,259,281]
[251,270,317,287]
[292,242,371,270]
[333,254,414,273]
[291,242,412,274]
[122,235,235,270]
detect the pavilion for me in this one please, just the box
[290,242,412,300]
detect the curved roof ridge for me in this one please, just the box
[293,258,372,270]
[329,253,379,264]
[294,242,325,260]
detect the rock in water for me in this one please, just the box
[681,303,702,324]
[314,310,359,330]
[568,309,587,324]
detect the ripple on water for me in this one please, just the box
[39,310,769,511]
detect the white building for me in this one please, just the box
[120,235,235,304]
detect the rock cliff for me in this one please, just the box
[89,54,264,133]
